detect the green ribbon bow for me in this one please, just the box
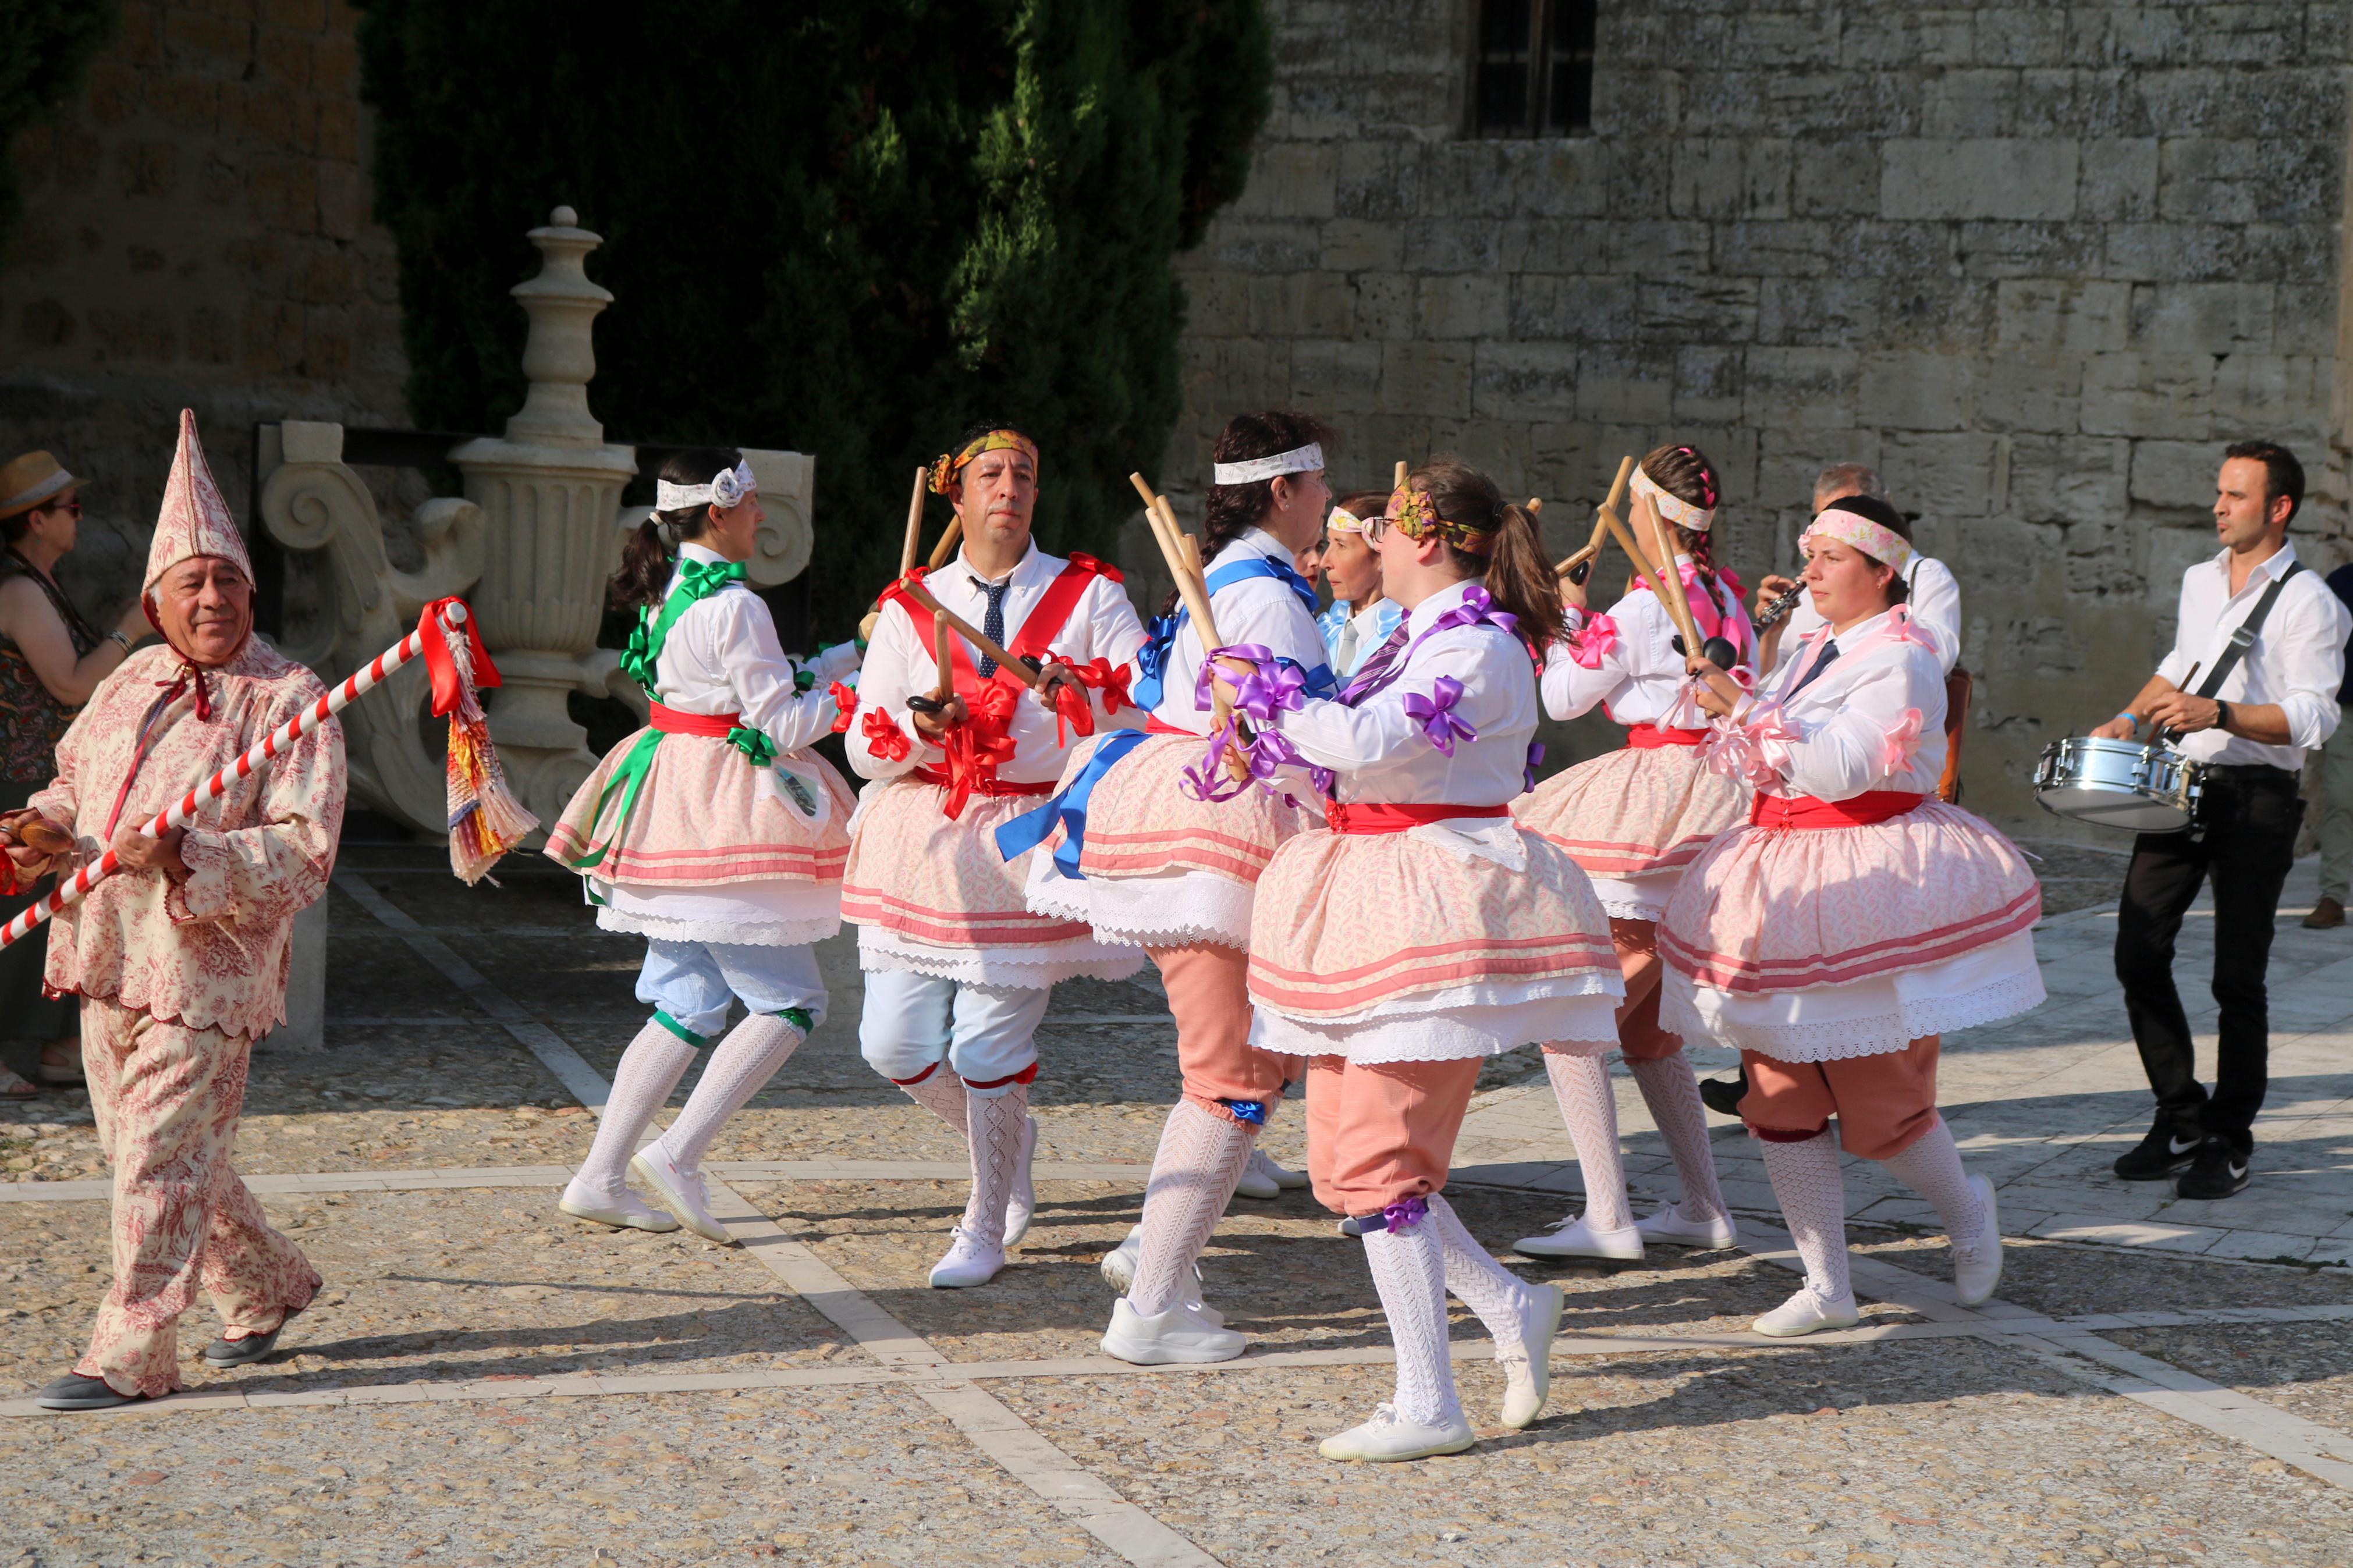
[567,559,764,872]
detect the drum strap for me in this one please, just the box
[2191,561,2305,703]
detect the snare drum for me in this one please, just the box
[2032,737,2205,833]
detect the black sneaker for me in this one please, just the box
[2177,1137,2251,1200]
[2112,1119,2203,1181]
[1698,1071,1748,1117]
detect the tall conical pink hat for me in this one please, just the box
[144,409,252,591]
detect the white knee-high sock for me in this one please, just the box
[1128,1100,1257,1316]
[1758,1132,1851,1302]
[570,1021,697,1205]
[1879,1119,1985,1243]
[1361,1221,1463,1428]
[896,1066,968,1135]
[960,1084,1031,1248]
[1424,1194,1531,1342]
[656,1014,805,1172]
[1626,1054,1728,1222]
[1543,1050,1633,1232]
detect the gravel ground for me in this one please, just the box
[2113,1321,2353,1448]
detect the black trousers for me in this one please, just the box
[2113,765,2304,1148]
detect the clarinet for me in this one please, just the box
[1752,582,1806,632]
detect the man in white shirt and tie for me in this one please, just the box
[2092,442,2350,1200]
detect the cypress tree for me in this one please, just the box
[357,0,1271,637]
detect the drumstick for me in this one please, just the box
[927,515,964,570]
[1556,456,1637,578]
[898,466,928,574]
[893,574,1047,692]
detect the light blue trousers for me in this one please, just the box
[637,939,828,1043]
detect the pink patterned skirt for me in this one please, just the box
[1247,822,1621,1064]
[545,731,852,887]
[1658,799,2045,1062]
[1026,730,1318,950]
[1513,737,1747,920]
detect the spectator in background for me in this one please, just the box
[2306,560,2353,929]
[1314,492,1401,678]
[0,452,151,1097]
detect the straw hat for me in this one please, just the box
[0,451,81,522]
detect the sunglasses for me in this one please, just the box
[38,500,81,518]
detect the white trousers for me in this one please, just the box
[858,969,1050,1095]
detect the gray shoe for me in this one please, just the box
[36,1373,146,1411]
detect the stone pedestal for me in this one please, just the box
[258,895,329,1054]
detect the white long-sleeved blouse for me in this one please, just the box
[1147,527,1333,736]
[1543,561,1749,727]
[1737,611,1949,802]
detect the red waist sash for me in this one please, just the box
[1145,715,1201,737]
[651,702,741,738]
[1751,791,1926,830]
[912,765,1053,799]
[1326,802,1511,835]
[1624,722,1708,749]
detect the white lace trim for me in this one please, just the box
[594,908,840,947]
[1255,989,1621,1065]
[856,928,1145,987]
[1024,855,1255,951]
[1660,968,2047,1062]
[1587,872,1674,923]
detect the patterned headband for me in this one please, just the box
[1801,506,1914,574]
[1630,467,1715,533]
[1325,506,1367,535]
[1212,442,1323,486]
[1385,483,1494,556]
[656,459,756,514]
[928,429,1040,495]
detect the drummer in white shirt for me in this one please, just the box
[1756,464,1962,677]
[2089,441,2349,1201]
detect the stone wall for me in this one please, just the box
[0,0,406,620]
[1155,0,2353,824]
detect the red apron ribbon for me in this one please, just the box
[1749,791,1926,830]
[1325,801,1511,835]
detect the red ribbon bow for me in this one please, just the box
[157,659,214,723]
[418,597,501,719]
[938,684,1020,819]
[828,681,860,734]
[861,707,911,763]
[1044,657,1133,745]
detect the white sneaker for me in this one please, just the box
[1232,1159,1280,1200]
[556,1185,679,1233]
[1318,1402,1476,1463]
[1100,1298,1246,1364]
[928,1226,1005,1288]
[1635,1201,1739,1249]
[629,1142,734,1246]
[1499,1282,1565,1430]
[1511,1213,1645,1261]
[1752,1286,1860,1338]
[1099,1223,1143,1293]
[1002,1115,1039,1247]
[1953,1174,2003,1307]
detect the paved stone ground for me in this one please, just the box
[3,840,2352,1568]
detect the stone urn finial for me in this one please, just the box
[503,205,615,449]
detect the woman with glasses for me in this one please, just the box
[0,452,150,1097]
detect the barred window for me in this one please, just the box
[1470,0,1595,137]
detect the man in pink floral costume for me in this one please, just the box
[5,412,343,1411]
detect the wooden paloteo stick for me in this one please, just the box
[1393,460,1408,489]
[1555,455,1635,578]
[927,516,964,570]
[1629,490,1709,658]
[1126,474,1250,781]
[898,466,928,574]
[892,574,1047,693]
[931,611,954,701]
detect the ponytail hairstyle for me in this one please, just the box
[1637,442,1725,602]
[1166,410,1337,614]
[610,446,744,613]
[1815,492,1913,607]
[1409,457,1556,652]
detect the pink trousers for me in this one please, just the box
[1544,918,1680,1061]
[1742,1035,1943,1160]
[1151,943,1291,1126]
[1303,1054,1484,1216]
[75,1000,319,1397]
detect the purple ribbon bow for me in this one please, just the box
[1403,677,1477,755]
[1382,1196,1428,1232]
[1181,645,1323,804]
[1427,584,1518,639]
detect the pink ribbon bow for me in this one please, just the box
[1878,707,1926,775]
[1566,610,1619,669]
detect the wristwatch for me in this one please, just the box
[2214,699,2233,733]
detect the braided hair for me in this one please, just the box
[1637,442,1726,605]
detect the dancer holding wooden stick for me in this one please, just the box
[1509,445,1754,1265]
[10,413,347,1411]
[546,450,862,1244]
[842,422,1145,1289]
[1006,412,1337,1363]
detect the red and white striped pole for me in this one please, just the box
[0,603,467,952]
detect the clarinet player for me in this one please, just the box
[2091,442,2347,1200]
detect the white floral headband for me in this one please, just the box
[655,459,757,514]
[1630,468,1715,533]
[1212,443,1323,486]
[1325,506,1366,535]
[1801,506,1914,574]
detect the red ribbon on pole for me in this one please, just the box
[419,595,501,717]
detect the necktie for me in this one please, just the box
[1339,624,1412,706]
[1335,613,1361,675]
[973,578,1012,677]
[1785,638,1839,698]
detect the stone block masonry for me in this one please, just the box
[0,0,407,621]
[1149,0,2353,824]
